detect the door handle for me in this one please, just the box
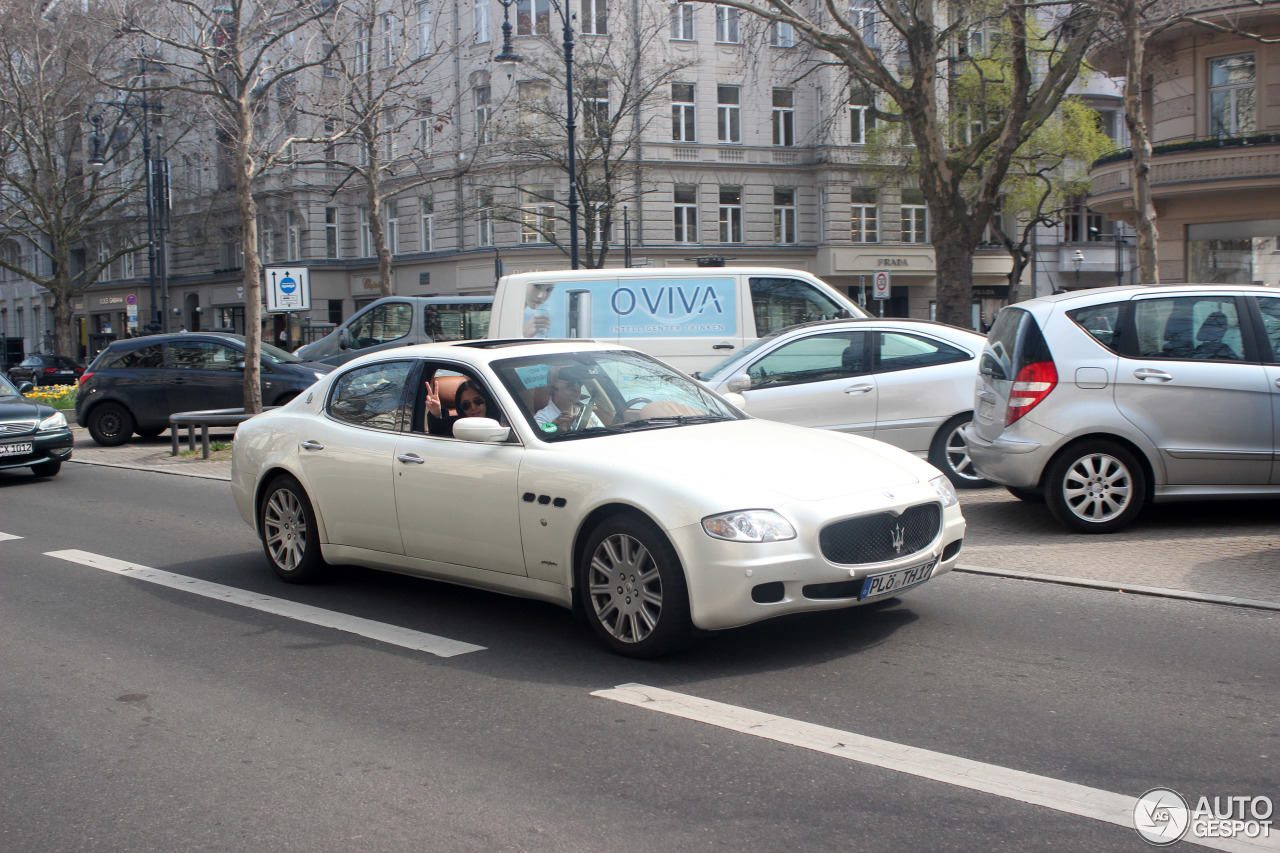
[1275,378,1280,389]
[300,440,324,451]
[844,384,874,395]
[1133,368,1173,382]
[397,453,425,465]
[712,343,735,350]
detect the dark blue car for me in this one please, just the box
[76,333,332,446]
[0,374,73,477]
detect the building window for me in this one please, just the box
[258,216,273,264]
[517,0,552,35]
[670,2,694,40]
[122,250,136,279]
[287,211,302,261]
[715,6,739,43]
[774,189,796,244]
[901,191,928,244]
[850,90,876,144]
[719,186,742,243]
[522,185,555,244]
[322,41,336,77]
[381,14,397,66]
[1209,54,1256,137]
[581,0,607,35]
[325,207,339,258]
[354,24,370,75]
[360,208,373,257]
[717,85,741,143]
[671,83,696,141]
[474,85,491,144]
[385,200,400,255]
[771,21,794,47]
[477,190,494,247]
[1064,200,1104,243]
[519,80,553,132]
[417,97,434,153]
[583,79,609,138]
[474,0,490,42]
[381,106,396,160]
[772,89,795,147]
[851,188,878,243]
[421,197,435,252]
[850,0,877,47]
[674,184,698,243]
[414,1,431,55]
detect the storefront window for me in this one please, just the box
[1187,220,1280,285]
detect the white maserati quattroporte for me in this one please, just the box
[232,339,966,657]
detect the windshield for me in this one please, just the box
[0,374,18,396]
[697,335,777,382]
[492,349,744,442]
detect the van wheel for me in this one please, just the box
[87,402,135,447]
[1045,440,1146,534]
[929,414,991,488]
[580,514,691,658]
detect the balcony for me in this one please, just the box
[1087,133,1280,216]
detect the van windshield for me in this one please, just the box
[425,302,491,341]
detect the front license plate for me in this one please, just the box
[0,442,34,457]
[861,560,936,600]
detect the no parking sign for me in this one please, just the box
[873,269,891,300]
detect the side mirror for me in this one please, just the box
[725,372,752,394]
[17,381,35,395]
[338,329,350,350]
[453,417,511,443]
[234,361,246,371]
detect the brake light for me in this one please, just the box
[1006,360,1057,425]
[78,372,94,386]
[43,367,57,373]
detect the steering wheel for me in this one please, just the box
[572,397,597,431]
[621,397,653,413]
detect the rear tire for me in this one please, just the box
[1045,440,1146,534]
[580,514,691,658]
[929,414,991,488]
[30,459,61,477]
[86,402,135,447]
[259,474,326,583]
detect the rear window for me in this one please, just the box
[980,308,1052,380]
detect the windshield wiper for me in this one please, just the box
[601,414,732,432]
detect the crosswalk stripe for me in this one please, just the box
[44,549,485,658]
[0,532,23,542]
[593,684,1276,853]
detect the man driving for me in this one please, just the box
[534,365,605,433]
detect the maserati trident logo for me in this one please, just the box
[890,523,907,554]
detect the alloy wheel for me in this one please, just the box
[587,533,664,645]
[1061,452,1132,523]
[263,487,308,573]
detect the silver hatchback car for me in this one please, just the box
[965,284,1280,533]
[698,318,989,487]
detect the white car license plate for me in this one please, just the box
[861,560,936,599]
[0,442,34,457]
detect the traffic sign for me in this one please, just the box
[265,266,311,312]
[873,270,891,300]
[125,294,138,306]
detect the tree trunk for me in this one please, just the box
[52,292,77,358]
[932,218,977,329]
[236,111,263,415]
[1122,4,1160,284]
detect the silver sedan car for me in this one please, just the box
[698,319,989,487]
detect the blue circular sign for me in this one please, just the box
[280,274,297,294]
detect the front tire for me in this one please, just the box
[1045,440,1146,534]
[259,474,326,582]
[580,514,691,658]
[86,402,135,447]
[30,459,62,477]
[929,414,991,488]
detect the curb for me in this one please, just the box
[68,457,232,482]
[955,564,1280,612]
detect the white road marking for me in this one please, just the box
[45,549,485,658]
[593,684,1277,853]
[0,532,23,542]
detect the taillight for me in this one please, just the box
[78,372,94,386]
[1006,360,1057,425]
[43,367,57,373]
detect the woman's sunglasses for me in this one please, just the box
[459,396,486,411]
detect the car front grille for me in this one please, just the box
[0,421,37,437]
[819,503,941,565]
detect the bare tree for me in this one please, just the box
[479,3,697,268]
[701,0,1101,327]
[0,0,151,356]
[118,0,338,413]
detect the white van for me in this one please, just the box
[489,267,866,373]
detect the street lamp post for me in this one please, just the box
[87,68,168,334]
[494,0,580,269]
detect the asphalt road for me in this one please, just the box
[2,464,1277,852]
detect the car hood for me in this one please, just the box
[556,418,929,503]
[0,395,53,420]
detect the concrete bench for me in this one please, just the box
[170,407,275,459]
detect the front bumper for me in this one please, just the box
[0,429,73,471]
[669,486,966,631]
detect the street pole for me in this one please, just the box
[561,6,579,270]
[623,205,631,267]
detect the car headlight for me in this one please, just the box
[38,411,68,432]
[702,510,796,543]
[930,475,959,508]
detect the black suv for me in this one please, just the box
[8,354,84,386]
[76,333,332,446]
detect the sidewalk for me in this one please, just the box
[68,426,233,481]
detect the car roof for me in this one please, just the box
[1023,283,1278,308]
[339,337,635,370]
[761,317,986,342]
[104,332,247,351]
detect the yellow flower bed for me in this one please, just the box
[22,385,77,408]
